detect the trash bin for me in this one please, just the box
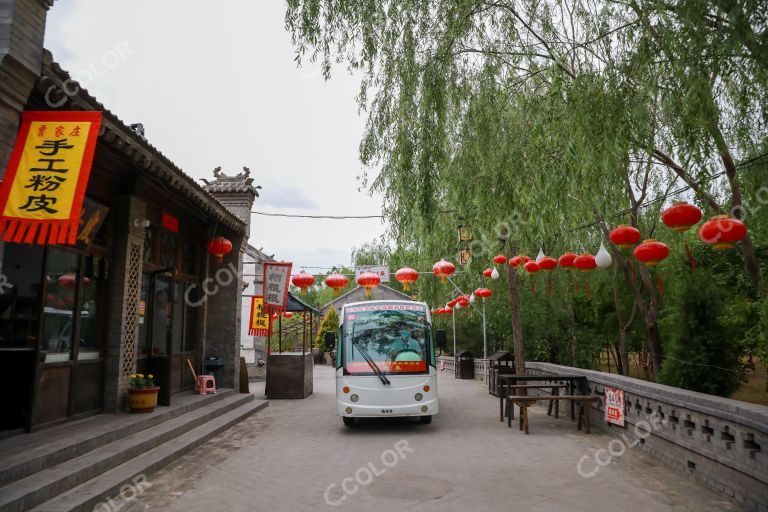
[488,351,515,396]
[456,351,474,379]
[205,355,224,384]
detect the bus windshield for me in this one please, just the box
[343,304,431,375]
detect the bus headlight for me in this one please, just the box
[350,394,359,402]
[415,393,423,401]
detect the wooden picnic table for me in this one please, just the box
[507,395,601,434]
[497,374,588,422]
[503,384,569,420]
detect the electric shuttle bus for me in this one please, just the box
[336,300,439,426]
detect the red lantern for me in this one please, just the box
[458,298,470,308]
[291,271,315,295]
[558,252,577,269]
[447,298,459,308]
[492,255,507,266]
[483,268,493,279]
[633,239,670,266]
[508,255,524,268]
[357,271,380,298]
[57,273,78,288]
[573,253,597,272]
[524,261,540,273]
[698,215,747,250]
[207,236,233,265]
[474,287,492,298]
[395,267,419,291]
[283,311,293,319]
[538,256,558,272]
[432,259,456,284]
[662,202,702,232]
[609,225,641,249]
[324,274,349,296]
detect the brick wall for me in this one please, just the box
[0,0,52,174]
[523,362,768,511]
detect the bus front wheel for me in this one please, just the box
[419,415,432,424]
[343,417,355,426]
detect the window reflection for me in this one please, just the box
[0,244,43,349]
[41,249,80,363]
[78,255,105,360]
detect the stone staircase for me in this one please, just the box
[0,389,267,512]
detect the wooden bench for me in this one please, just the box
[506,395,601,434]
[504,384,570,420]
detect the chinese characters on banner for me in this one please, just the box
[0,111,102,245]
[604,387,625,427]
[263,261,292,313]
[248,296,271,336]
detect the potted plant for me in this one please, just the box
[127,374,160,413]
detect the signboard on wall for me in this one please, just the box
[354,265,389,283]
[0,111,102,245]
[248,296,271,336]
[263,261,292,313]
[604,387,625,427]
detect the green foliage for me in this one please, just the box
[659,267,745,397]
[285,0,768,399]
[315,307,340,351]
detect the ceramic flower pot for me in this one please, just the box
[127,386,160,413]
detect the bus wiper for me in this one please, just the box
[353,338,390,385]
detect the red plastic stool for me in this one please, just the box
[195,375,216,395]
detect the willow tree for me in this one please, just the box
[286,0,767,376]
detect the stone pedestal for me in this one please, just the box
[266,353,313,399]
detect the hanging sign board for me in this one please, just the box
[75,197,109,249]
[354,265,389,283]
[0,111,102,245]
[604,387,625,427]
[263,261,292,313]
[248,296,272,336]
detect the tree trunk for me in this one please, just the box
[599,221,663,377]
[506,259,526,375]
[611,264,631,376]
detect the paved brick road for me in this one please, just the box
[122,366,742,512]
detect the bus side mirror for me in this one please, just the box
[435,330,447,350]
[325,332,336,351]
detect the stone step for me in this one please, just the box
[0,393,261,512]
[29,398,267,512]
[0,389,235,489]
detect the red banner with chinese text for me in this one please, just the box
[346,361,427,373]
[0,111,102,245]
[248,296,272,336]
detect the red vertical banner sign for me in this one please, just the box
[0,111,102,245]
[263,261,292,314]
[248,296,271,336]
[604,387,625,427]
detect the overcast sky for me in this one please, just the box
[44,1,387,271]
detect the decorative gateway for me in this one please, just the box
[0,111,102,244]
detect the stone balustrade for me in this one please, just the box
[437,356,768,511]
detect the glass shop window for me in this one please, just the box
[150,275,171,356]
[138,273,150,357]
[41,248,80,363]
[184,284,199,352]
[159,231,176,269]
[0,243,44,349]
[78,255,107,360]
